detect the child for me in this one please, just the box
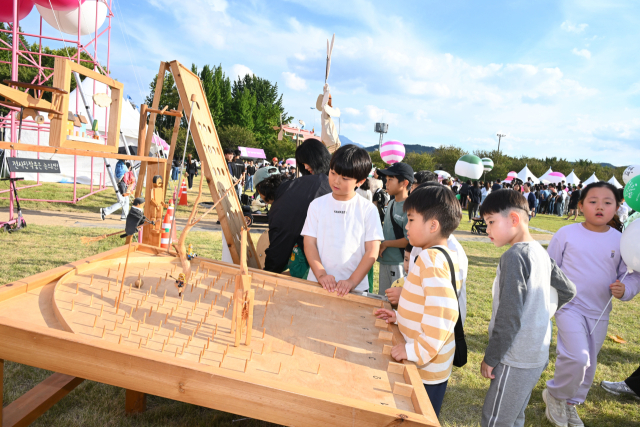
[374,185,462,417]
[543,182,640,427]
[301,145,383,296]
[376,162,414,295]
[478,190,576,427]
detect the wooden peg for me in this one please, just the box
[158,320,162,331]
[226,343,229,354]
[101,288,104,299]
[165,272,169,280]
[93,315,97,329]
[148,261,151,270]
[139,338,143,349]
[118,334,122,344]
[215,324,218,335]
[128,283,132,294]
[75,283,79,294]
[164,313,169,324]
[118,263,121,271]
[149,306,153,317]
[127,325,132,338]
[100,304,104,317]
[173,327,176,337]
[135,300,139,312]
[71,299,75,311]
[333,347,337,358]
[262,328,266,339]
[250,349,253,361]
[143,313,147,324]
[179,320,183,330]
[186,312,190,322]
[129,307,134,318]
[90,275,94,286]
[108,268,111,278]
[107,280,110,292]
[174,348,178,357]
[137,320,140,332]
[261,342,265,355]
[221,352,226,365]
[292,345,296,356]
[207,337,210,349]
[317,364,321,375]
[162,340,166,353]
[89,294,94,307]
[198,352,202,363]
[101,325,106,338]
[151,329,155,339]
[181,343,185,355]
[278,362,282,375]
[244,359,249,373]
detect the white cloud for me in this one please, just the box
[365,105,399,125]
[561,21,588,34]
[572,48,592,59]
[231,64,253,79]
[282,72,307,91]
[343,107,361,116]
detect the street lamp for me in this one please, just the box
[497,133,506,154]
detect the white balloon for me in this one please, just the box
[623,165,640,185]
[620,218,640,272]
[37,0,107,36]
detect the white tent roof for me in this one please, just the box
[565,170,581,185]
[608,176,623,189]
[517,164,539,184]
[583,173,600,186]
[539,167,553,183]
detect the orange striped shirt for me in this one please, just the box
[396,246,460,384]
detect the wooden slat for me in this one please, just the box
[0,319,437,426]
[2,373,84,427]
[163,102,183,202]
[0,84,61,115]
[125,389,146,415]
[0,142,167,163]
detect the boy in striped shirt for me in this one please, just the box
[375,185,462,417]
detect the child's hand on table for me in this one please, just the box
[335,279,356,297]
[318,274,337,292]
[481,360,495,379]
[374,308,396,324]
[385,287,402,305]
[610,280,625,299]
[391,344,407,362]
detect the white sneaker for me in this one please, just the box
[566,404,583,427]
[601,380,640,399]
[543,388,568,427]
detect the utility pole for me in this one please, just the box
[497,133,506,154]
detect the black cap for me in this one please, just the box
[132,197,145,206]
[377,162,414,184]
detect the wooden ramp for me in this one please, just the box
[0,246,439,426]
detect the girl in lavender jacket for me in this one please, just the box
[542,182,640,427]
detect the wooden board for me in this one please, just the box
[168,61,259,268]
[49,58,123,153]
[0,248,439,426]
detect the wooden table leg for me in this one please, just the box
[1,359,4,427]
[125,389,146,415]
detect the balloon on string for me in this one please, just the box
[620,218,640,272]
[623,175,640,211]
[482,158,493,172]
[0,0,35,23]
[380,140,405,165]
[34,0,84,11]
[623,165,639,185]
[36,0,106,36]
[455,154,484,181]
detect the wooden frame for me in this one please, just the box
[0,247,439,426]
[49,58,124,153]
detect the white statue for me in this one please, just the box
[315,34,340,151]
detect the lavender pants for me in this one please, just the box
[546,308,608,404]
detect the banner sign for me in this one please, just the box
[6,157,61,174]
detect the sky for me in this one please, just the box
[20,0,640,166]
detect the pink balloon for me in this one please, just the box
[34,0,84,11]
[0,0,35,23]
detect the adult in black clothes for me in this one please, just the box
[601,368,640,399]
[459,180,470,209]
[491,178,502,192]
[259,138,332,275]
[566,183,582,221]
[185,154,198,189]
[466,181,482,221]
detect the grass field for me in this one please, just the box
[1,225,638,426]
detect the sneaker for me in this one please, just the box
[100,208,105,221]
[543,388,568,427]
[566,404,584,427]
[601,381,640,399]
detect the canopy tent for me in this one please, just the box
[547,172,566,185]
[565,170,581,185]
[517,164,539,184]
[608,176,623,189]
[539,168,554,184]
[2,77,144,185]
[583,173,600,186]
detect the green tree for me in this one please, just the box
[217,124,257,151]
[369,150,385,170]
[404,152,435,172]
[432,145,468,176]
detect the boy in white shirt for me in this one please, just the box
[302,145,384,296]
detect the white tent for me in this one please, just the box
[583,173,600,186]
[608,176,623,189]
[539,167,554,184]
[2,78,142,185]
[565,170,581,185]
[517,164,539,184]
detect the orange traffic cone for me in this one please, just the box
[161,200,176,249]
[178,179,188,206]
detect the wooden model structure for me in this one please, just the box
[0,240,440,426]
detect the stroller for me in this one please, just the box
[471,216,487,235]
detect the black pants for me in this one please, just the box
[187,173,194,189]
[425,380,448,418]
[468,201,479,220]
[625,365,640,395]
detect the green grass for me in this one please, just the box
[460,207,580,234]
[2,227,639,426]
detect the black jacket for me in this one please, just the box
[264,174,331,273]
[468,187,482,204]
[125,207,147,236]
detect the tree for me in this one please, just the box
[404,152,435,173]
[217,125,257,151]
[369,151,385,170]
[433,145,468,176]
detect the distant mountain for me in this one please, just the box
[338,135,364,148]
[339,135,436,154]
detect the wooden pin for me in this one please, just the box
[100,288,104,299]
[262,328,266,339]
[135,300,139,312]
[278,362,282,375]
[149,306,153,316]
[317,364,321,375]
[89,294,94,307]
[165,313,169,324]
[101,325,106,338]
[71,299,75,311]
[137,320,140,332]
[207,337,210,349]
[175,348,178,357]
[226,343,229,355]
[139,338,143,349]
[292,345,296,356]
[143,313,147,323]
[127,325,132,338]
[108,268,111,278]
[100,304,104,317]
[333,347,337,358]
[179,320,183,330]
[118,334,122,344]
[250,349,253,361]
[162,340,166,353]
[173,327,176,337]
[151,328,155,339]
[261,342,265,355]
[75,283,79,294]
[128,283,132,294]
[186,312,190,322]
[165,272,169,280]
[198,352,202,363]
[244,359,249,373]
[93,315,97,329]
[129,307,134,318]
[158,320,162,331]
[121,313,126,324]
[221,352,226,365]
[181,342,185,355]
[215,324,218,335]
[107,280,110,292]
[157,301,160,311]
[118,262,121,271]
[148,261,151,270]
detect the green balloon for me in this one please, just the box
[624,175,640,211]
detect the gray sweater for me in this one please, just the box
[485,241,576,369]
